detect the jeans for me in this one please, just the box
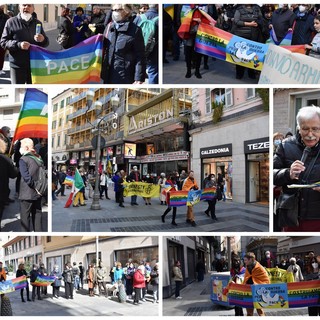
[147,63,158,84]
[175,281,181,297]
[153,283,159,301]
[74,275,80,290]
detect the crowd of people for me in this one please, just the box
[0,4,158,84]
[0,128,48,232]
[163,4,320,80]
[53,166,226,228]
[273,105,320,232]
[12,259,159,305]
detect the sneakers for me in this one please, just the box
[176,296,182,300]
[141,298,146,302]
[191,221,197,227]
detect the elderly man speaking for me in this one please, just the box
[274,105,320,231]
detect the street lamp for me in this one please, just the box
[85,90,120,210]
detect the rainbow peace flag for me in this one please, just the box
[30,34,103,84]
[161,181,173,195]
[32,275,56,287]
[267,27,292,46]
[12,88,48,143]
[63,175,74,187]
[169,191,188,206]
[11,276,28,290]
[200,187,216,201]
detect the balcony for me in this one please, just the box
[67,122,92,134]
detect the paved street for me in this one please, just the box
[163,273,308,317]
[5,280,159,316]
[163,47,260,85]
[1,179,48,232]
[52,186,269,232]
[0,28,60,84]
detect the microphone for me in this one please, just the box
[300,146,311,164]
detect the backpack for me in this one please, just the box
[34,164,48,196]
[138,14,158,57]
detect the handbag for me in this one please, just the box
[276,191,300,227]
[56,33,69,47]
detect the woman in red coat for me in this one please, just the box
[133,265,145,305]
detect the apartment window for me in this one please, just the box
[66,96,71,105]
[64,134,67,145]
[3,109,13,120]
[205,88,211,114]
[53,103,58,112]
[225,88,233,107]
[60,100,65,108]
[52,137,54,148]
[59,118,63,126]
[43,4,48,22]
[247,88,255,99]
[52,120,56,129]
[57,135,60,147]
[211,89,227,105]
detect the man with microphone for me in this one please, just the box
[274,105,320,231]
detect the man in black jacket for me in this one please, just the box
[0,4,49,84]
[274,105,320,231]
[19,138,44,232]
[91,5,106,35]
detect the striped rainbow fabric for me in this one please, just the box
[169,191,189,206]
[267,27,292,46]
[30,34,103,84]
[12,88,48,142]
[12,276,28,290]
[63,175,74,187]
[200,187,216,201]
[32,275,56,287]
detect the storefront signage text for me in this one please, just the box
[200,144,232,158]
[129,107,174,133]
[140,151,189,163]
[244,138,269,154]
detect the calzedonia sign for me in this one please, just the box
[200,144,232,158]
[244,137,269,154]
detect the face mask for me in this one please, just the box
[21,12,32,21]
[266,254,270,259]
[312,262,318,269]
[274,139,281,146]
[134,168,137,171]
[112,12,123,22]
[281,262,286,266]
[19,147,26,155]
[146,175,150,178]
[299,5,306,12]
[211,178,215,181]
[54,268,58,272]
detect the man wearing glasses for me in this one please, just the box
[274,105,320,231]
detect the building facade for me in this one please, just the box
[191,88,269,204]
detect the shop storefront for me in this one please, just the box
[244,138,269,204]
[200,144,233,200]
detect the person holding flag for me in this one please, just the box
[64,168,86,208]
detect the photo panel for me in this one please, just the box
[163,4,320,85]
[52,87,269,233]
[0,235,159,316]
[273,88,320,232]
[0,87,48,232]
[0,4,159,85]
[163,235,320,317]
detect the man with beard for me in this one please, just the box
[0,4,49,84]
[274,106,320,231]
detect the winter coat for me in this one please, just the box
[91,12,106,35]
[287,264,304,282]
[133,269,146,288]
[30,269,40,283]
[244,261,270,285]
[101,20,146,84]
[19,153,44,201]
[114,267,124,282]
[172,266,183,282]
[158,177,167,202]
[50,270,62,287]
[112,174,120,192]
[0,14,49,68]
[59,16,75,49]
[150,267,159,285]
[232,5,263,41]
[96,266,108,282]
[309,32,320,59]
[0,154,18,206]
[73,14,89,44]
[270,8,295,42]
[182,177,199,191]
[62,267,74,283]
[292,13,315,45]
[274,134,320,220]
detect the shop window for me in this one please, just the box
[247,88,255,99]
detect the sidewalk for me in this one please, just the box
[7,282,159,316]
[52,186,268,232]
[163,273,308,317]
